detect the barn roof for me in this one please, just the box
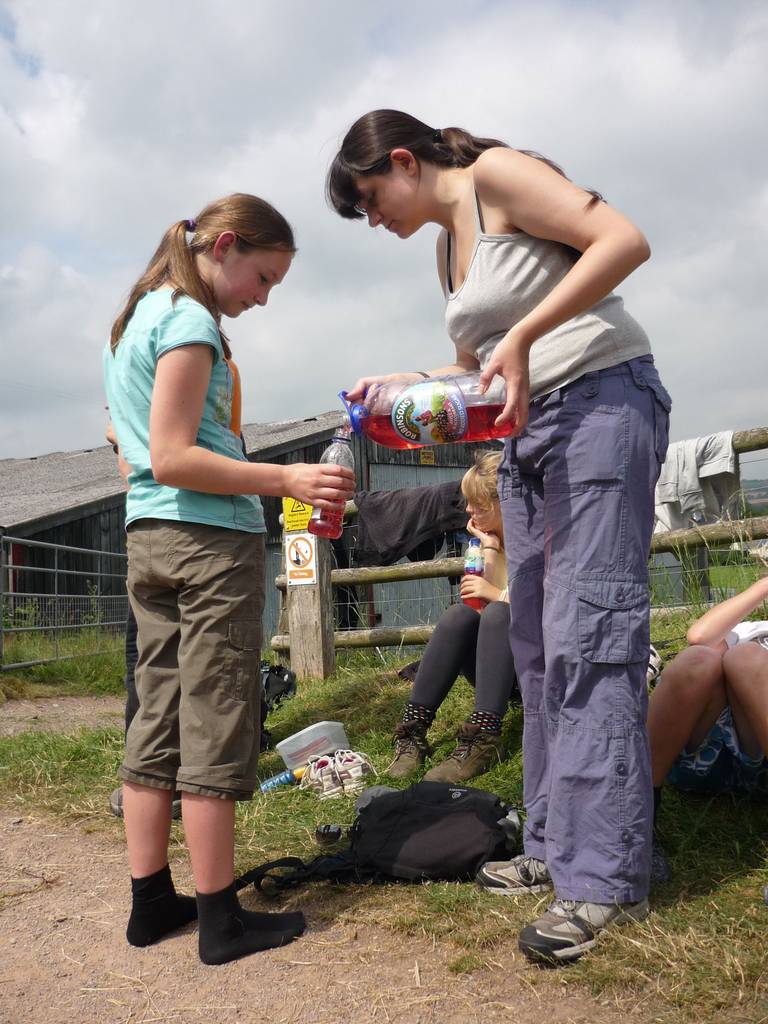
[0,412,344,532]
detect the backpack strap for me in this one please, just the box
[235,851,360,895]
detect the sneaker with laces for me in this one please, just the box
[423,722,503,784]
[386,721,431,779]
[333,750,376,797]
[476,854,552,895]
[518,896,650,964]
[299,755,344,800]
[647,643,663,686]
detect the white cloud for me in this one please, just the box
[0,0,766,473]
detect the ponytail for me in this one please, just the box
[110,193,295,355]
[327,109,601,219]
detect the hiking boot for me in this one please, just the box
[518,896,649,964]
[422,723,502,784]
[386,721,431,779]
[476,854,552,895]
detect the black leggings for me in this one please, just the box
[410,601,516,718]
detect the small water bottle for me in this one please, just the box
[462,537,485,612]
[308,420,354,541]
[259,768,300,793]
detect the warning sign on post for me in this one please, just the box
[286,532,317,586]
[283,497,313,533]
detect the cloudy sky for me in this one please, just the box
[1,0,766,477]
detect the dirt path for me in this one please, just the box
[0,698,650,1024]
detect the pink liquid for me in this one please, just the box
[308,509,344,540]
[462,569,485,612]
[360,406,513,449]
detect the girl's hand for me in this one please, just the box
[345,372,425,403]
[284,463,355,511]
[466,518,501,549]
[460,575,499,604]
[479,333,530,435]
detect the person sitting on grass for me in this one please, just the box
[388,451,517,784]
[647,572,768,877]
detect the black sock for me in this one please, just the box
[653,786,662,834]
[126,864,197,947]
[197,882,306,966]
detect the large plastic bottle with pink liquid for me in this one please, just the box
[341,372,512,450]
[307,421,354,541]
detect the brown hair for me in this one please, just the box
[326,109,601,219]
[461,451,503,514]
[109,193,295,356]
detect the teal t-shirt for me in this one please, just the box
[103,290,265,533]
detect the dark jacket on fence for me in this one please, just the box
[353,481,466,566]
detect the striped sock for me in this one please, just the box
[468,710,502,734]
[403,703,435,727]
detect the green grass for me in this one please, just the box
[1,647,767,1021]
[0,627,125,703]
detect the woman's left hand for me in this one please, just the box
[479,333,530,435]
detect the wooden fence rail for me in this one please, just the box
[274,428,768,676]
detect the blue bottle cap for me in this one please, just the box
[339,390,368,436]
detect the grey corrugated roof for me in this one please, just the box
[0,412,344,531]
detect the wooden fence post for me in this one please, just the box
[285,532,336,680]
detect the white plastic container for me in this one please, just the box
[275,721,349,770]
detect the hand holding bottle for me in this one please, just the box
[460,574,499,607]
[283,462,355,511]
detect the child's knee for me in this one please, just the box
[663,645,724,698]
[723,641,768,683]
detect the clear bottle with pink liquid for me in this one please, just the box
[307,421,354,541]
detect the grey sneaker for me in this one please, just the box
[423,723,503,784]
[108,786,181,819]
[476,854,551,895]
[386,721,431,779]
[518,897,650,964]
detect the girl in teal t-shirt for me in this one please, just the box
[103,194,354,966]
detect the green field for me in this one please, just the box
[1,636,767,1021]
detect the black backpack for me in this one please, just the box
[236,782,521,894]
[259,661,297,752]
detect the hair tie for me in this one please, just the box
[432,129,443,144]
[185,218,197,232]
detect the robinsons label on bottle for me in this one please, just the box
[391,381,468,445]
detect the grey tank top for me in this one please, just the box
[444,193,652,400]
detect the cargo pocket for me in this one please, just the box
[645,372,672,466]
[226,620,261,702]
[577,580,649,664]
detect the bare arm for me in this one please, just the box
[686,575,768,648]
[105,418,131,488]
[345,345,479,402]
[472,148,650,432]
[149,346,355,509]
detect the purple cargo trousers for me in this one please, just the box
[499,356,671,904]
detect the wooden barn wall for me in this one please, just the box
[9,500,128,600]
